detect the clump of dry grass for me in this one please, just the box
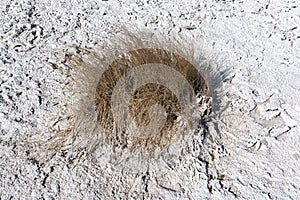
[95,48,210,152]
[22,29,215,173]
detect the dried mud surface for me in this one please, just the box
[0,0,300,199]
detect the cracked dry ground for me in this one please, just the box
[1,0,300,199]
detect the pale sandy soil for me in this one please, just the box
[0,0,300,199]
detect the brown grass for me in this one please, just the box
[95,48,210,152]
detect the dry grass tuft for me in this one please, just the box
[95,48,210,152]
